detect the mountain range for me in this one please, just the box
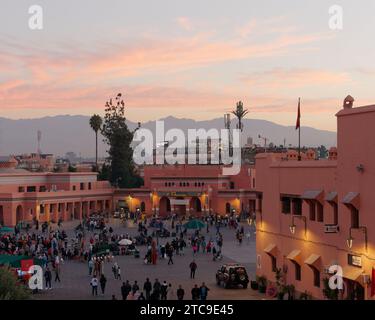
[0,115,336,158]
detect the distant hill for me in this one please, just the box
[0,115,336,157]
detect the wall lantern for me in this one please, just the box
[289,215,307,236]
[347,226,368,250]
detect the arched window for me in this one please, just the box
[225,202,231,214]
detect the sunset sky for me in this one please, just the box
[1,0,375,130]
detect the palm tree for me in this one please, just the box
[231,101,248,132]
[89,114,103,171]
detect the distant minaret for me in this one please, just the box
[37,130,42,155]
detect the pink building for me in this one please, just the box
[114,164,257,217]
[0,161,113,227]
[255,96,375,300]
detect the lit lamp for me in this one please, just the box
[289,215,307,236]
[346,226,368,250]
[289,224,296,234]
[346,236,354,249]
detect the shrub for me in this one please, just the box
[0,267,31,300]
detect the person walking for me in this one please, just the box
[54,266,61,283]
[160,281,168,300]
[143,278,152,300]
[100,274,107,295]
[117,266,122,280]
[112,262,118,279]
[90,275,98,296]
[191,284,200,300]
[167,248,174,265]
[153,279,161,300]
[177,285,185,300]
[132,281,139,294]
[189,260,197,279]
[167,283,174,300]
[200,282,210,300]
[88,259,94,276]
[44,267,52,289]
[121,281,131,300]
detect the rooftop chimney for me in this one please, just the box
[343,95,354,109]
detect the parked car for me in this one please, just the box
[216,264,249,289]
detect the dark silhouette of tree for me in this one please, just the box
[89,114,103,171]
[101,93,143,188]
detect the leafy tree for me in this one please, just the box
[317,145,328,159]
[0,267,31,300]
[231,101,248,132]
[68,165,77,172]
[89,114,103,171]
[97,162,110,181]
[101,93,143,188]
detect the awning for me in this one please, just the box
[342,266,364,283]
[304,254,321,269]
[286,249,302,264]
[264,244,277,257]
[301,190,323,201]
[342,192,360,209]
[325,192,338,202]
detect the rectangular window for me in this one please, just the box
[230,182,235,189]
[26,186,36,192]
[80,183,85,190]
[313,268,320,288]
[317,202,324,222]
[18,186,25,192]
[39,186,47,192]
[281,197,291,214]
[351,208,359,228]
[72,186,76,191]
[40,204,45,214]
[271,256,277,272]
[292,198,302,215]
[309,201,316,221]
[294,263,301,281]
[88,182,92,190]
[333,203,338,225]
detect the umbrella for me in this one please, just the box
[0,227,14,234]
[183,219,206,230]
[118,239,132,246]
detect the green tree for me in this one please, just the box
[101,93,143,188]
[68,165,77,172]
[317,145,328,159]
[89,114,103,171]
[0,267,31,300]
[231,101,249,132]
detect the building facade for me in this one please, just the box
[0,166,113,227]
[113,164,257,218]
[255,96,375,300]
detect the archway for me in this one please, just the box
[0,206,3,225]
[159,197,171,217]
[190,197,202,214]
[225,202,231,214]
[140,201,146,213]
[16,205,23,224]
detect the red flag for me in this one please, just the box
[21,259,34,272]
[296,98,301,130]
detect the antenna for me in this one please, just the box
[37,130,42,155]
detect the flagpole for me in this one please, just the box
[298,97,301,161]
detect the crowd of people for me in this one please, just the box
[0,209,254,299]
